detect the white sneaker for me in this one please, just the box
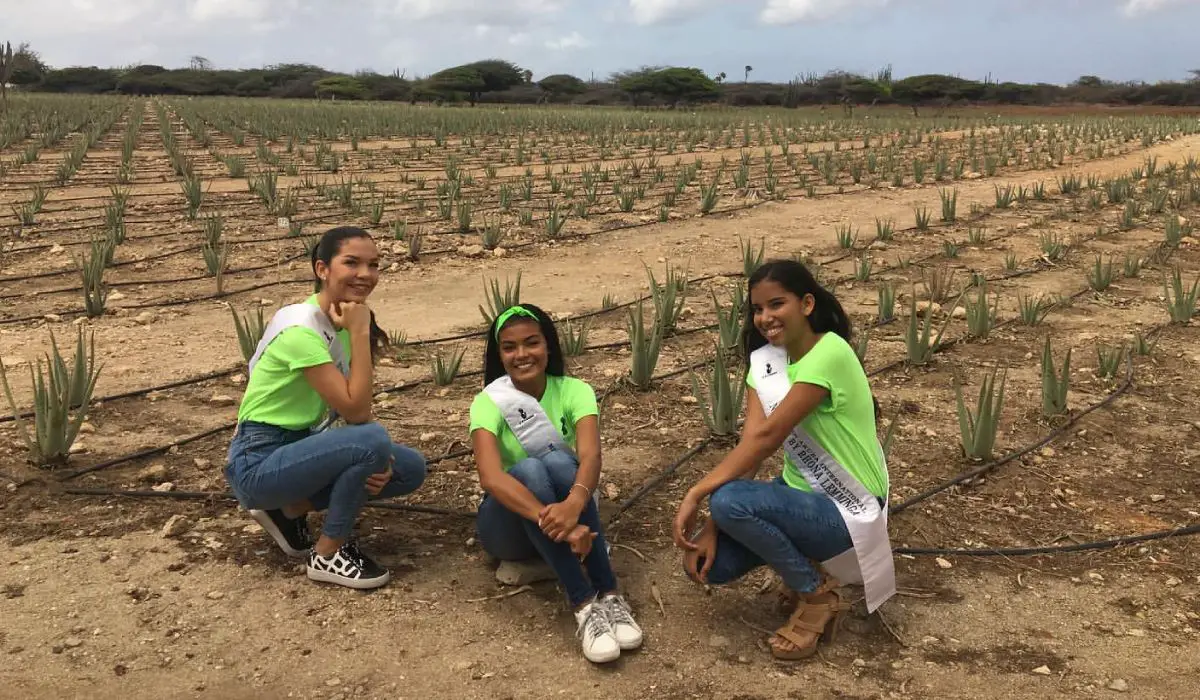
[574,599,621,664]
[600,593,644,650]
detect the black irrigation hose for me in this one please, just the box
[58,487,473,518]
[0,200,766,322]
[0,251,312,300]
[0,277,310,326]
[894,524,1200,557]
[0,364,242,424]
[888,352,1136,516]
[605,438,714,529]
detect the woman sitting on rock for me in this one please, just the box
[469,303,643,664]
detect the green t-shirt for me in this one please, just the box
[746,333,887,499]
[469,375,599,470]
[237,295,351,431]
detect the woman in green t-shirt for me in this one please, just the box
[225,226,426,591]
[469,303,643,665]
[671,259,893,661]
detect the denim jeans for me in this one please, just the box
[475,450,617,608]
[702,476,854,594]
[224,420,427,541]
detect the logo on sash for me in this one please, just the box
[750,343,896,613]
[518,408,531,423]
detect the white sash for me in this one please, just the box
[750,343,896,613]
[483,376,600,505]
[248,303,348,433]
[484,376,577,461]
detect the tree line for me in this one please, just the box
[4,44,1200,109]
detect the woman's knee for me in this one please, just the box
[344,422,393,468]
[391,444,427,489]
[709,480,753,527]
[507,458,554,497]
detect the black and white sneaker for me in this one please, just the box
[306,541,391,590]
[249,509,314,558]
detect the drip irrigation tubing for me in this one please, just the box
[0,364,242,425]
[58,487,473,518]
[893,524,1200,557]
[0,200,770,322]
[0,251,312,300]
[40,218,1155,481]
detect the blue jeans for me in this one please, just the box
[475,450,617,608]
[702,477,854,594]
[224,420,427,541]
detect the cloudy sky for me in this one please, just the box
[4,0,1198,85]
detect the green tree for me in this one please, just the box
[537,73,587,102]
[425,65,486,104]
[314,76,367,100]
[618,67,719,106]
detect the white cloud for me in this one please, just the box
[759,0,892,24]
[369,0,569,26]
[545,31,591,50]
[627,0,712,25]
[1120,0,1198,16]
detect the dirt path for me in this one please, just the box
[2,132,1197,406]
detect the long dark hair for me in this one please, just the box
[741,259,853,359]
[311,226,388,360]
[483,302,566,385]
[742,259,880,418]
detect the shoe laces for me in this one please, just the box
[603,595,635,626]
[340,540,369,569]
[578,603,614,640]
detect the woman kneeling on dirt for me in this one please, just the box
[224,226,426,591]
[672,259,895,660]
[469,304,643,664]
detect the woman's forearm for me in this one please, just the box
[344,329,374,422]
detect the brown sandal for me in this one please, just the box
[769,587,849,661]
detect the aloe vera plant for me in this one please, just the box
[1163,266,1199,323]
[953,368,1005,460]
[646,262,688,335]
[1096,344,1126,380]
[231,305,267,363]
[479,272,522,324]
[964,284,999,339]
[1086,255,1115,292]
[739,236,765,277]
[431,347,466,386]
[1040,337,1071,418]
[689,343,746,437]
[626,299,664,390]
[904,289,959,365]
[559,317,590,357]
[0,328,103,465]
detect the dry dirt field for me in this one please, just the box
[1,98,1199,700]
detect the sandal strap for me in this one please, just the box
[774,625,817,648]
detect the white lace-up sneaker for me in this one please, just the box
[600,593,644,650]
[574,598,621,663]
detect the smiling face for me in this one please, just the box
[314,235,380,303]
[750,278,815,349]
[497,318,549,385]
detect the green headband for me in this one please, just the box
[493,305,539,340]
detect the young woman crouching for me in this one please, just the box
[225,226,426,590]
[469,304,643,664]
[673,260,895,660]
